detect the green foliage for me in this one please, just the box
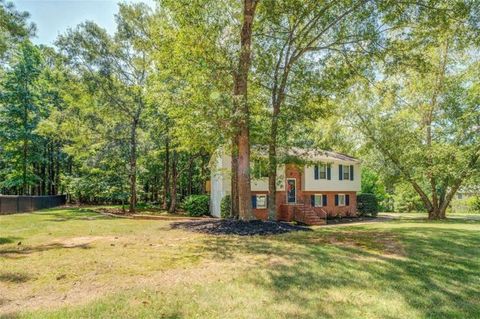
[361,167,393,212]
[344,2,480,218]
[393,182,426,213]
[357,193,378,217]
[0,0,34,56]
[183,195,210,217]
[0,40,48,193]
[451,196,480,214]
[220,194,231,219]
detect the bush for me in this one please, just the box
[451,195,480,213]
[183,195,210,217]
[357,193,379,217]
[221,194,231,218]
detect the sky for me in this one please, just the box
[14,0,156,45]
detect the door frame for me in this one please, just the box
[286,178,297,204]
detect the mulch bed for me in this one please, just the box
[170,219,311,236]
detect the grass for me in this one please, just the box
[1,208,479,318]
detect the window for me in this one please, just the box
[314,194,323,207]
[338,194,346,206]
[343,165,350,180]
[314,163,328,180]
[256,195,267,209]
[319,164,327,179]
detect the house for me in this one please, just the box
[210,147,361,225]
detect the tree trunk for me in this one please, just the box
[267,109,279,220]
[55,143,60,195]
[168,151,178,213]
[231,136,239,218]
[233,0,258,221]
[22,102,28,195]
[200,154,207,194]
[162,138,170,210]
[129,119,138,213]
[187,158,193,196]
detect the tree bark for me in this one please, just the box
[267,109,279,220]
[231,136,239,218]
[162,137,170,210]
[129,119,138,213]
[233,0,258,221]
[168,151,178,213]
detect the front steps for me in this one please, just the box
[293,205,326,225]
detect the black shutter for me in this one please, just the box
[311,195,315,207]
[314,165,319,180]
[339,165,343,180]
[350,165,354,181]
[252,196,257,209]
[346,194,350,206]
[327,164,331,180]
[335,194,339,206]
[323,195,327,206]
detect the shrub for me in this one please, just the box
[357,193,378,217]
[183,195,210,217]
[451,196,480,213]
[221,194,231,218]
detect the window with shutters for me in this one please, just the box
[256,195,267,209]
[314,194,323,207]
[338,194,346,206]
[319,164,327,179]
[342,165,350,180]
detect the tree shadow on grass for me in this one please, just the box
[0,237,22,245]
[0,242,92,259]
[0,272,33,283]
[198,225,480,318]
[37,208,115,222]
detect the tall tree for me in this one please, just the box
[254,0,379,218]
[0,41,43,194]
[345,1,480,219]
[0,0,34,58]
[233,0,259,220]
[57,3,153,212]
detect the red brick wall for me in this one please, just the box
[301,191,357,218]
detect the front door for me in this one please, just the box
[287,178,296,204]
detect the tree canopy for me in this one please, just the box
[0,0,478,219]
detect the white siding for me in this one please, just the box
[303,162,361,192]
[251,165,285,191]
[210,152,232,217]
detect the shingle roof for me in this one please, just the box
[251,146,360,163]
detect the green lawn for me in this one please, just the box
[1,208,479,319]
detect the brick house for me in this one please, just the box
[210,147,361,225]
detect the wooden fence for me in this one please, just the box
[0,195,66,215]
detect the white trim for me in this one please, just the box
[256,194,267,209]
[338,193,346,206]
[286,178,297,204]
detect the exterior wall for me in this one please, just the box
[211,148,361,220]
[251,165,286,191]
[303,163,361,192]
[210,151,227,217]
[301,191,358,217]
